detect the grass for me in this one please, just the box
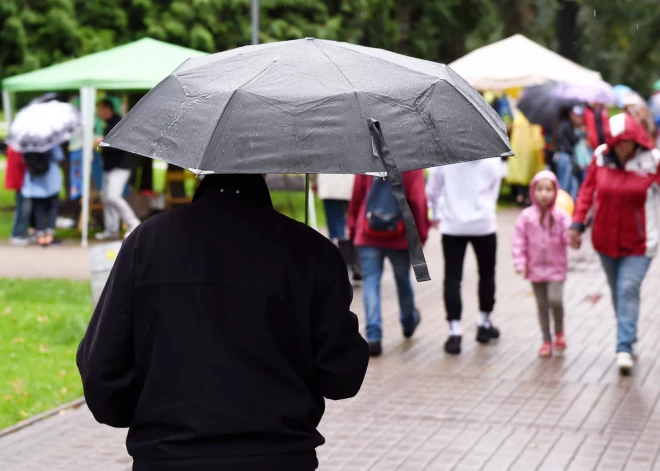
[0,279,91,429]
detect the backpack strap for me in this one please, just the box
[368,119,431,282]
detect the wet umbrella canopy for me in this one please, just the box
[102,38,513,281]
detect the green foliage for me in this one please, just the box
[0,0,658,94]
[576,0,660,94]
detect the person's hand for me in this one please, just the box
[93,136,104,147]
[515,267,527,278]
[569,229,582,249]
[430,220,440,229]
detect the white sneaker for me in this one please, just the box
[617,352,634,375]
[9,237,31,246]
[95,231,119,241]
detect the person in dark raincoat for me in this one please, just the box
[77,173,370,471]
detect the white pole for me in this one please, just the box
[80,86,96,248]
[251,0,259,45]
[307,177,318,230]
[2,90,13,126]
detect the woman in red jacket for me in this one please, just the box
[348,170,430,357]
[570,114,660,375]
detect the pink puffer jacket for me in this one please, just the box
[512,171,572,282]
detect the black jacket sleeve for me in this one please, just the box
[312,244,369,400]
[77,234,138,427]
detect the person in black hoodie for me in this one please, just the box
[77,173,370,471]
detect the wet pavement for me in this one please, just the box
[2,209,660,470]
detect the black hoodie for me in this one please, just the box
[77,174,369,471]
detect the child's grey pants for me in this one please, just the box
[532,282,565,342]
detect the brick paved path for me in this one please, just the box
[3,209,660,470]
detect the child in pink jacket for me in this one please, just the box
[512,170,572,357]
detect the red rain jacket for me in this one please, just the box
[348,171,429,250]
[573,114,660,258]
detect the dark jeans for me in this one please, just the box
[33,194,59,236]
[323,199,348,240]
[442,233,497,321]
[11,192,32,238]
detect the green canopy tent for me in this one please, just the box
[2,38,207,246]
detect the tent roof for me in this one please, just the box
[2,38,207,93]
[449,34,602,91]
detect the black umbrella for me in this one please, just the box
[102,38,513,282]
[517,82,578,131]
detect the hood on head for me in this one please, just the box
[606,113,654,150]
[529,170,559,208]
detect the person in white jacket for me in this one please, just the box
[317,174,355,241]
[317,174,362,282]
[426,158,502,355]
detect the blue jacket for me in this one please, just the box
[21,146,64,199]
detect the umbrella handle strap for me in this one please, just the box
[368,119,430,283]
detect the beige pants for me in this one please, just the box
[532,282,565,342]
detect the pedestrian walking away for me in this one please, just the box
[20,145,65,247]
[570,113,660,375]
[317,173,362,281]
[426,158,502,355]
[94,99,141,240]
[512,170,572,357]
[348,170,429,357]
[77,174,370,471]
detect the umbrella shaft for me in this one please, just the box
[305,174,310,226]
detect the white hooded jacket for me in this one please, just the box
[426,159,502,236]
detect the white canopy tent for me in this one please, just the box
[449,34,602,91]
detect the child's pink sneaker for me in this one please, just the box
[538,341,552,358]
[555,333,567,352]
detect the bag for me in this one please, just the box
[23,152,50,177]
[574,137,593,168]
[364,177,404,238]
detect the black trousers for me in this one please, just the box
[442,233,497,321]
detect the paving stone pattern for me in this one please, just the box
[2,210,660,470]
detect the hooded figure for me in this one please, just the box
[77,174,369,471]
[512,170,572,357]
[571,113,660,374]
[512,170,572,283]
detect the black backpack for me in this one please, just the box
[23,152,50,177]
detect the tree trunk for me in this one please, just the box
[555,0,580,62]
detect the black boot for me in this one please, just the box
[476,325,500,344]
[368,341,382,357]
[444,335,462,355]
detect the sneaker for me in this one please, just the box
[403,310,421,339]
[538,341,553,358]
[9,237,31,246]
[476,325,500,344]
[95,231,119,241]
[444,335,462,355]
[554,332,567,352]
[617,352,634,375]
[368,341,382,357]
